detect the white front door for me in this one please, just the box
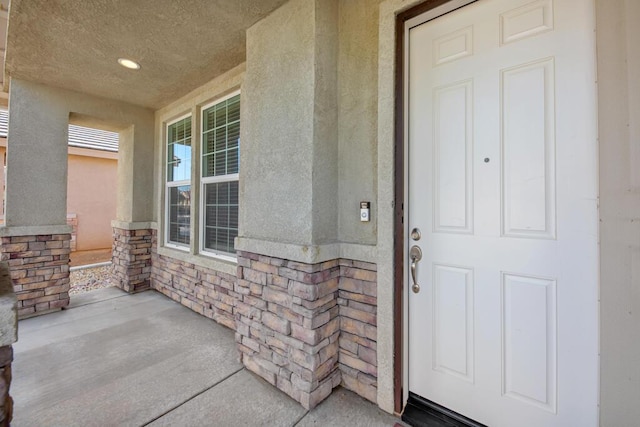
[406,0,598,426]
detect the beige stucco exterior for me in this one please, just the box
[0,142,117,251]
[1,0,639,424]
[67,147,117,251]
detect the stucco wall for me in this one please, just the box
[241,0,338,247]
[0,145,5,222]
[6,79,154,231]
[337,0,379,246]
[67,149,117,250]
[596,0,640,425]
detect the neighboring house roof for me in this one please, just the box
[0,110,7,138]
[0,109,119,152]
[67,124,119,152]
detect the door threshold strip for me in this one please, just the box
[401,393,487,427]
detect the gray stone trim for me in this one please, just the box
[0,225,72,237]
[235,237,377,265]
[110,220,156,231]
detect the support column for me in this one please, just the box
[238,0,340,409]
[236,251,341,409]
[3,80,72,317]
[0,262,18,426]
[111,222,153,293]
[0,230,70,318]
[111,121,155,293]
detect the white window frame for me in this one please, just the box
[199,90,240,261]
[165,113,192,251]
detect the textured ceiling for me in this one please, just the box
[5,0,289,109]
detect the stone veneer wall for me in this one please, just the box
[112,228,153,293]
[0,346,12,426]
[236,251,342,409]
[148,241,378,409]
[0,234,71,318]
[150,231,236,330]
[337,260,378,403]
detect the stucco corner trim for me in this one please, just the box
[0,225,72,237]
[111,220,155,231]
[235,237,378,265]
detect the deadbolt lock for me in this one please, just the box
[410,228,421,241]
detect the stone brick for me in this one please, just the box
[289,348,320,371]
[316,318,340,342]
[291,323,320,346]
[358,345,377,366]
[339,277,376,296]
[347,300,376,314]
[16,291,44,301]
[44,284,70,296]
[251,261,278,274]
[342,267,377,283]
[46,240,66,249]
[263,287,290,308]
[262,312,291,335]
[339,350,377,377]
[268,274,289,288]
[340,306,376,325]
[243,355,276,386]
[289,280,317,301]
[339,336,359,354]
[341,371,377,403]
[341,317,376,342]
[2,244,28,253]
[338,290,377,305]
[243,268,267,286]
[242,336,261,352]
[11,236,35,243]
[267,302,304,325]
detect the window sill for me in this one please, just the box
[157,244,237,276]
[164,242,190,252]
[199,250,237,264]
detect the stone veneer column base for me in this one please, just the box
[0,346,12,426]
[236,251,342,410]
[112,228,153,293]
[337,260,378,403]
[0,234,71,318]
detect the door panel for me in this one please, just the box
[406,0,598,426]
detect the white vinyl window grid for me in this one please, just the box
[165,113,192,250]
[199,90,240,261]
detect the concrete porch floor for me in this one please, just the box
[12,287,406,426]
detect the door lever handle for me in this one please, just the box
[410,245,423,294]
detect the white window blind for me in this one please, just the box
[201,93,240,255]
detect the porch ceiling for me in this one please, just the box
[4,0,288,109]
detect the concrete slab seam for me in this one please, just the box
[140,367,244,426]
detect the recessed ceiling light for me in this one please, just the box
[117,58,141,70]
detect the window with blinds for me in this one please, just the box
[201,93,240,255]
[166,116,192,247]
